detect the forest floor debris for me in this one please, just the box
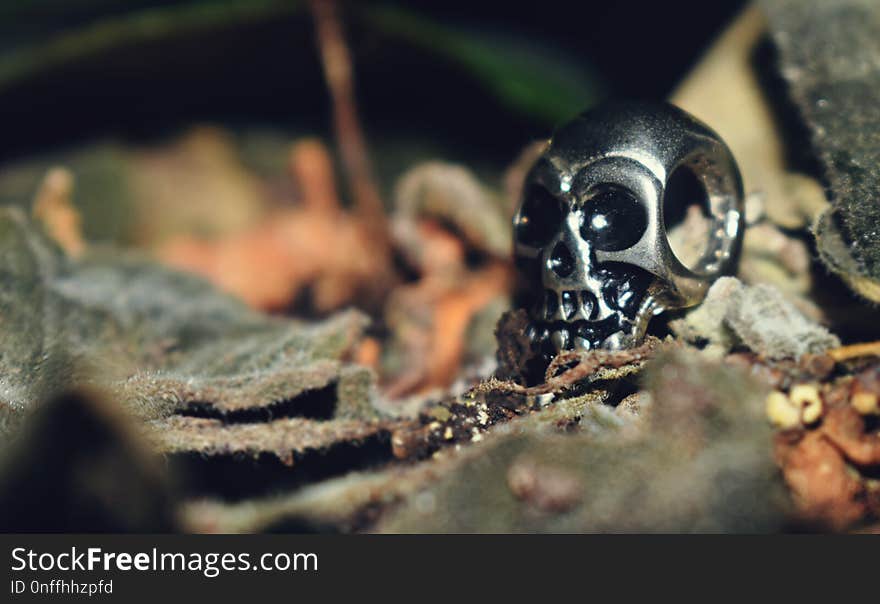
[6,159,880,532]
[3,0,880,534]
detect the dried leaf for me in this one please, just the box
[148,416,393,466]
[821,405,880,466]
[31,167,85,258]
[774,430,866,530]
[0,206,375,432]
[764,0,880,300]
[129,127,270,246]
[384,263,510,397]
[771,361,880,529]
[159,139,394,313]
[393,162,511,260]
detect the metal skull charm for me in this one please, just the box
[513,102,744,366]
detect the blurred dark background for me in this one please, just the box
[0,0,745,169]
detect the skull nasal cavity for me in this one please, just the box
[549,242,575,278]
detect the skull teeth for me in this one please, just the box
[573,336,591,350]
[528,316,632,354]
[542,290,559,321]
[539,289,600,323]
[560,290,577,320]
[550,329,569,351]
[576,291,598,320]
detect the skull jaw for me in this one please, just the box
[521,282,658,382]
[528,312,631,348]
[522,312,641,379]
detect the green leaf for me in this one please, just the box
[361,5,604,125]
[0,0,301,91]
[0,1,602,125]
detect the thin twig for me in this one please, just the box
[473,338,661,397]
[308,0,389,246]
[827,341,880,362]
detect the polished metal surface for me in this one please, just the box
[513,101,744,361]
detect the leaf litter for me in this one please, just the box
[3,0,880,534]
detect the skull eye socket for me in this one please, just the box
[579,186,647,251]
[663,164,711,271]
[516,185,564,248]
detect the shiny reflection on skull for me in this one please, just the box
[514,173,655,365]
[512,102,745,376]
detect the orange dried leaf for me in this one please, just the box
[31,167,85,257]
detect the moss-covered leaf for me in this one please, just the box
[0,206,375,434]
